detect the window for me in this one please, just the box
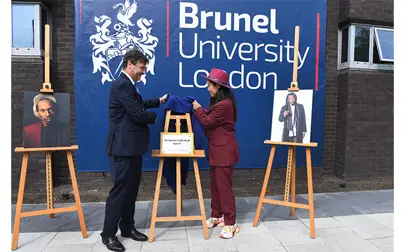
[12,2,51,57]
[374,28,394,62]
[340,28,348,63]
[338,24,393,70]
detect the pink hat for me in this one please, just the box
[201,68,230,88]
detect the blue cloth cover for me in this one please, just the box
[161,94,205,193]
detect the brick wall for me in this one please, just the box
[334,0,394,178]
[334,71,394,179]
[339,70,394,178]
[334,72,349,177]
[11,0,393,203]
[12,58,47,194]
[322,0,340,174]
[11,0,75,193]
[339,0,350,21]
[344,0,393,22]
[49,0,76,184]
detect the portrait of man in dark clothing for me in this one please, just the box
[278,92,307,143]
[23,92,70,148]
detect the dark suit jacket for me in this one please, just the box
[278,103,306,142]
[194,99,240,167]
[105,74,160,156]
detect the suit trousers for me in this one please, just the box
[210,166,236,225]
[101,155,143,237]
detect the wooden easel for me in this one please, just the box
[12,24,88,250]
[148,111,209,242]
[252,26,318,239]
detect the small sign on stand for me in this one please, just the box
[160,133,194,155]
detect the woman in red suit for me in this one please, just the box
[193,68,240,239]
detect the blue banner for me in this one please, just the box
[74,0,327,172]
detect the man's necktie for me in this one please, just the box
[134,84,140,95]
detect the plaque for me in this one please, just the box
[160,133,195,155]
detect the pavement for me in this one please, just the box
[11,189,393,252]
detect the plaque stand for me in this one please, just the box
[12,24,88,250]
[148,110,209,242]
[252,26,318,239]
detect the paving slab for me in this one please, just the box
[233,233,286,252]
[141,239,190,252]
[301,217,344,230]
[11,189,393,252]
[368,237,394,252]
[334,214,393,239]
[365,213,393,230]
[12,232,57,252]
[316,227,384,252]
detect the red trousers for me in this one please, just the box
[210,166,236,225]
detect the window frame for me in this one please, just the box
[337,24,393,71]
[374,27,394,62]
[11,2,52,57]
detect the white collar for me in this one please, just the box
[122,70,135,85]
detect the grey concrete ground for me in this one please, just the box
[11,189,393,252]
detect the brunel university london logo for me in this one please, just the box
[89,0,159,85]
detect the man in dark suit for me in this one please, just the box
[278,92,307,143]
[101,49,167,252]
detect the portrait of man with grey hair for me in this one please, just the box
[23,92,70,148]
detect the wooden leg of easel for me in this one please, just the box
[176,158,182,217]
[149,158,164,242]
[253,145,276,227]
[305,147,315,238]
[290,147,296,216]
[180,160,183,214]
[66,151,88,239]
[181,196,183,213]
[46,152,55,219]
[284,146,294,202]
[12,153,29,251]
[192,159,208,239]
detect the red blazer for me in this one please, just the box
[23,122,42,148]
[23,122,69,148]
[194,99,240,167]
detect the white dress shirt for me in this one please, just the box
[122,71,140,94]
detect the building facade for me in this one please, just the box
[11,0,393,203]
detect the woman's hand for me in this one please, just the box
[193,100,202,110]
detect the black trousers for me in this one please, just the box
[284,136,303,143]
[101,155,143,237]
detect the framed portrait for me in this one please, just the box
[23,92,70,148]
[270,90,313,144]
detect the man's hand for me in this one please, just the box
[193,100,201,110]
[284,111,289,117]
[159,94,168,104]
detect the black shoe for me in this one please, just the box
[101,235,125,252]
[121,227,148,241]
